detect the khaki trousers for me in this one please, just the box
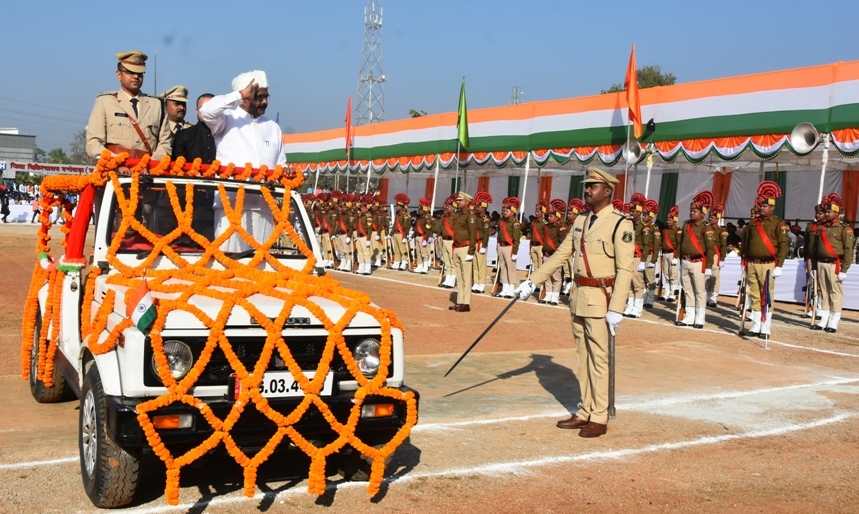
[497,245,516,285]
[336,234,349,260]
[393,234,408,263]
[441,239,454,272]
[681,258,707,309]
[473,248,487,286]
[543,255,562,294]
[747,261,775,309]
[530,244,543,274]
[571,315,610,425]
[453,246,473,305]
[418,237,432,266]
[661,253,677,290]
[630,257,645,299]
[817,262,843,313]
[356,236,371,265]
[705,255,722,298]
[644,265,657,293]
[370,231,382,261]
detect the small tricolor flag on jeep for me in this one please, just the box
[126,279,156,332]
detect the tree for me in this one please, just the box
[34,147,46,162]
[45,148,69,164]
[601,65,677,94]
[68,128,93,165]
[408,109,427,118]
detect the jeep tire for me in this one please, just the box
[80,365,141,508]
[29,309,69,403]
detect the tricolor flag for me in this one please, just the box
[624,44,643,140]
[457,76,469,149]
[126,279,156,332]
[38,251,52,270]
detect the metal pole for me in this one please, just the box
[455,140,461,191]
[519,152,531,222]
[623,122,631,203]
[817,133,830,203]
[644,145,654,198]
[430,155,440,212]
[313,167,320,191]
[608,330,616,419]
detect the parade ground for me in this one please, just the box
[1,223,858,513]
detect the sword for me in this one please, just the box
[444,297,518,377]
[608,328,616,419]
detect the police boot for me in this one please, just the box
[676,307,695,327]
[643,290,654,309]
[744,310,761,337]
[811,311,829,331]
[825,312,841,333]
[623,297,634,317]
[630,298,644,318]
[758,311,773,339]
[693,307,706,329]
[665,287,676,303]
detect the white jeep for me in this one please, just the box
[25,164,418,508]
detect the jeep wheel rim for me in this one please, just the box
[82,389,97,478]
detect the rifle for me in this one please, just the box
[735,266,746,310]
[351,235,359,272]
[386,204,395,269]
[491,261,502,296]
[807,267,817,327]
[406,234,416,272]
[656,256,665,300]
[674,260,686,323]
[738,271,749,335]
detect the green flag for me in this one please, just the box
[457,76,469,149]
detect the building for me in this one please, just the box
[0,129,36,178]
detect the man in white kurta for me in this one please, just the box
[200,70,286,252]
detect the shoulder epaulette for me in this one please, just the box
[96,91,117,97]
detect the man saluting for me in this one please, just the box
[516,167,634,438]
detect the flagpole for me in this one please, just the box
[430,155,440,212]
[624,122,630,203]
[313,167,320,191]
[519,152,531,222]
[644,144,654,198]
[455,140,461,191]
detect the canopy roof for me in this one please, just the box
[283,60,859,175]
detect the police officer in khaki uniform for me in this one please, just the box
[449,192,477,312]
[390,194,411,270]
[86,50,172,160]
[705,203,729,307]
[562,198,587,295]
[641,199,662,309]
[676,191,716,328]
[354,196,375,275]
[495,197,522,298]
[660,206,681,302]
[516,167,634,438]
[161,85,192,136]
[413,198,434,274]
[810,193,855,332]
[530,201,548,277]
[471,192,493,293]
[438,195,458,287]
[622,194,647,317]
[538,199,569,305]
[740,181,788,338]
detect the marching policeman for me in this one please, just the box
[659,206,681,302]
[537,199,569,305]
[495,197,522,298]
[471,192,493,293]
[676,191,716,328]
[449,192,477,312]
[810,193,855,332]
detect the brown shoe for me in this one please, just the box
[448,304,459,310]
[579,421,607,438]
[556,416,588,429]
[454,304,471,312]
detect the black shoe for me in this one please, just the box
[643,303,653,309]
[757,333,769,339]
[824,327,836,333]
[693,324,704,329]
[657,296,665,301]
[666,297,676,303]
[810,325,823,331]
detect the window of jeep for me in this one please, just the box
[108,181,312,258]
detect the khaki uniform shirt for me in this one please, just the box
[451,209,477,255]
[476,213,491,251]
[86,90,172,159]
[530,218,547,247]
[811,220,855,273]
[497,218,522,254]
[662,225,679,255]
[678,219,716,269]
[542,221,568,256]
[416,212,433,240]
[711,223,729,262]
[392,210,411,236]
[531,206,634,316]
[741,215,789,266]
[650,222,663,263]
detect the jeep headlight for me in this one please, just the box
[151,340,194,380]
[355,338,381,377]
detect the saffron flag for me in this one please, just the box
[345,97,353,157]
[457,76,469,149]
[624,44,643,140]
[126,279,156,332]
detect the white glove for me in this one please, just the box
[511,254,518,261]
[421,240,427,247]
[704,268,713,277]
[514,279,535,300]
[838,272,847,282]
[427,237,434,244]
[605,310,624,336]
[386,234,392,240]
[374,235,380,241]
[314,227,321,234]
[672,258,678,265]
[465,254,474,262]
[479,247,486,255]
[637,262,646,272]
[646,262,656,268]
[719,260,726,269]
[365,240,371,247]
[772,266,782,278]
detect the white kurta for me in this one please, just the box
[199,91,286,252]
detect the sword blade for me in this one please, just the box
[444,297,519,377]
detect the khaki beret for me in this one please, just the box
[162,85,189,103]
[116,50,147,73]
[581,167,619,187]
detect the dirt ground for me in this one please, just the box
[1,222,859,513]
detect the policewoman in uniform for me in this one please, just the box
[86,50,172,160]
[516,167,634,438]
[449,192,477,312]
[810,193,855,332]
[676,191,716,328]
[739,181,788,338]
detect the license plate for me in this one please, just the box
[232,371,333,399]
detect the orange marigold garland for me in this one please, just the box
[23,153,415,505]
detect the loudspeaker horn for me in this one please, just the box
[622,139,644,163]
[790,122,820,155]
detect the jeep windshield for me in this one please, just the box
[107,178,313,261]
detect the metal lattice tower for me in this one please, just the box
[356,0,386,125]
[510,86,524,105]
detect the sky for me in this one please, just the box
[2,0,858,154]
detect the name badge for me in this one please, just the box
[114,112,128,118]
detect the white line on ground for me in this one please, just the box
[118,412,855,514]
[424,304,443,311]
[0,456,77,470]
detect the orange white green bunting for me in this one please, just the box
[126,279,156,332]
